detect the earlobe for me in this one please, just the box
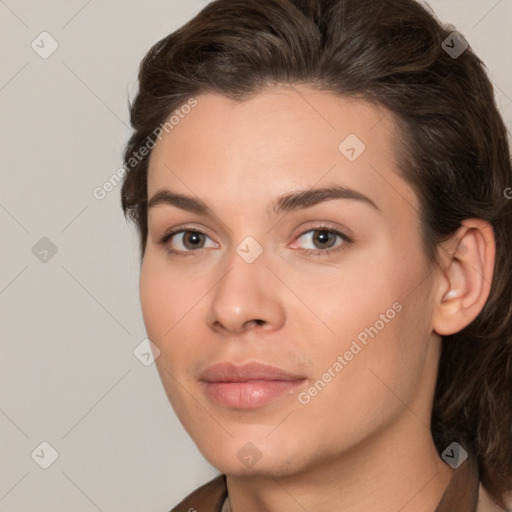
[432,219,495,336]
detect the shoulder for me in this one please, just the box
[169,474,227,512]
[477,483,512,512]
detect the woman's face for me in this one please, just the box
[140,86,441,476]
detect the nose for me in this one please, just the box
[205,248,286,336]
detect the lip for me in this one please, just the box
[200,361,305,382]
[199,362,306,409]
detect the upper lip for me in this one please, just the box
[200,362,305,383]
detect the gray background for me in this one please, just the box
[1,0,511,510]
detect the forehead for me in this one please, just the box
[146,85,419,218]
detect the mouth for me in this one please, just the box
[199,361,307,409]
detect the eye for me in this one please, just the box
[158,228,217,257]
[158,225,352,259]
[292,226,352,258]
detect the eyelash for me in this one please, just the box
[158,225,353,259]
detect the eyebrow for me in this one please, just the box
[147,184,381,217]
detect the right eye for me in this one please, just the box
[159,228,218,257]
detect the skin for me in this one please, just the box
[140,85,495,512]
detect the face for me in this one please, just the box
[140,85,440,477]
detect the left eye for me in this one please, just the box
[293,228,350,254]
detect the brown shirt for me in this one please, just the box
[170,449,507,512]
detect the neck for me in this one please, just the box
[225,412,454,512]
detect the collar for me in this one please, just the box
[435,446,479,511]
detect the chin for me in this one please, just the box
[194,435,308,478]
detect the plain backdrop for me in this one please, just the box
[1,0,511,510]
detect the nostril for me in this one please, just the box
[245,319,265,328]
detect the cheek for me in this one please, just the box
[139,254,209,381]
[302,252,400,343]
[139,255,189,343]
[139,258,196,412]
[139,260,167,339]
[303,243,432,390]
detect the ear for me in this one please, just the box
[432,219,495,336]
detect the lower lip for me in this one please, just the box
[202,379,306,409]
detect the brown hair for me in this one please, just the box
[120,0,512,505]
